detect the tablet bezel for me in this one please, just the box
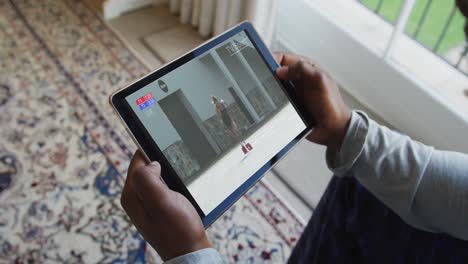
[110,21,312,227]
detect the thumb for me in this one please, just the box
[276,60,321,85]
[130,161,170,206]
[276,61,319,126]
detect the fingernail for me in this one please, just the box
[277,67,288,76]
[149,161,160,168]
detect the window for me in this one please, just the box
[274,0,468,153]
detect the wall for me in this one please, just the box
[162,94,273,183]
[103,0,165,19]
[126,53,235,150]
[275,0,468,153]
[216,45,257,95]
[163,140,200,182]
[164,54,235,121]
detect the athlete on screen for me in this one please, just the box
[211,95,252,154]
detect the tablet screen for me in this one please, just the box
[125,31,306,215]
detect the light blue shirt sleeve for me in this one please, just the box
[165,110,468,263]
[327,110,468,241]
[164,248,223,264]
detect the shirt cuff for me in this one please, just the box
[326,110,369,176]
[164,248,223,264]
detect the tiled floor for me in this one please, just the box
[105,4,385,222]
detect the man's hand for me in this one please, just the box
[121,151,211,261]
[274,52,352,150]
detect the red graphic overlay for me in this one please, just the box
[135,92,153,105]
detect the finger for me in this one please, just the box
[122,152,150,215]
[275,52,318,66]
[276,66,289,80]
[273,52,284,63]
[306,129,325,145]
[275,52,321,69]
[274,52,302,67]
[128,150,148,175]
[122,152,142,212]
[121,173,159,245]
[130,161,171,207]
[276,60,320,82]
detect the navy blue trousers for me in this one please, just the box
[288,176,468,264]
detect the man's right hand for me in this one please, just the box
[274,52,352,151]
[121,151,211,261]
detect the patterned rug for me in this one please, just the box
[0,0,304,263]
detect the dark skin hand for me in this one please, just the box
[274,52,352,151]
[120,52,352,260]
[120,151,211,261]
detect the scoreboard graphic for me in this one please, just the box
[135,92,155,110]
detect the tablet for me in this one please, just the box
[110,21,312,227]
